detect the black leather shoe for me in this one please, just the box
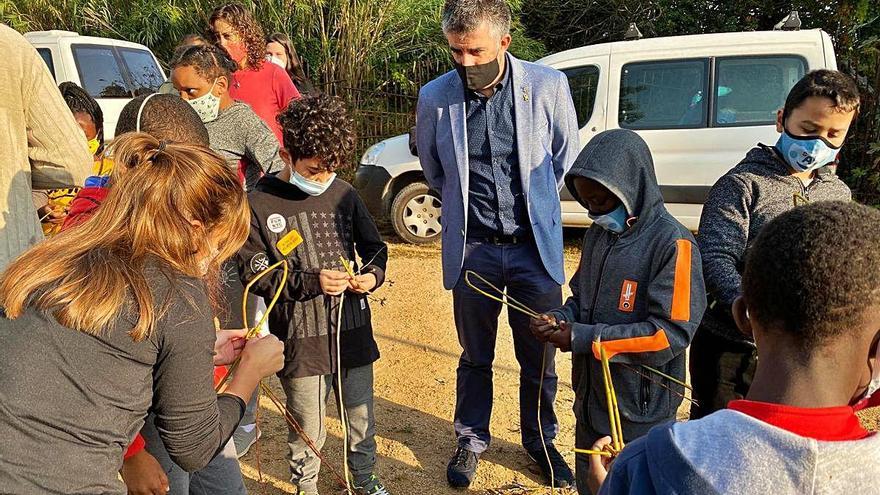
[446,446,479,488]
[527,444,575,488]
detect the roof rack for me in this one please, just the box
[774,11,802,31]
[624,23,643,41]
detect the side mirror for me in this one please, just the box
[408,126,418,157]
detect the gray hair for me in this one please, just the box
[441,0,512,38]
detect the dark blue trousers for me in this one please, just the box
[452,240,562,453]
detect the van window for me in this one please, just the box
[562,65,600,128]
[36,48,55,79]
[714,56,807,126]
[72,45,131,98]
[619,59,709,130]
[119,48,164,96]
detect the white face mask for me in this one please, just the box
[290,170,335,196]
[268,55,286,69]
[186,80,221,123]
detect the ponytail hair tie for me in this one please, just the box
[146,140,169,163]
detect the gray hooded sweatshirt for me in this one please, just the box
[600,410,880,494]
[550,129,707,441]
[698,145,851,342]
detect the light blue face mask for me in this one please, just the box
[775,129,841,173]
[290,170,336,196]
[589,203,629,234]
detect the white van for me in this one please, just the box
[25,30,167,138]
[354,29,837,243]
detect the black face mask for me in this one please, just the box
[454,55,501,91]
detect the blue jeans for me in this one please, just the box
[452,240,562,453]
[141,414,246,495]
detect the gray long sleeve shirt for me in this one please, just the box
[206,101,286,191]
[697,145,851,341]
[0,269,244,494]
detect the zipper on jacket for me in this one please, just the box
[588,234,619,324]
[639,375,651,415]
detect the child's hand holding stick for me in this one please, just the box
[530,314,559,340]
[319,270,350,295]
[585,435,615,494]
[213,327,248,366]
[348,273,377,293]
[530,314,573,352]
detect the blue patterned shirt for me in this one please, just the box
[465,59,528,238]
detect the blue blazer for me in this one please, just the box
[416,54,580,289]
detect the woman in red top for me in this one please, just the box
[209,3,300,144]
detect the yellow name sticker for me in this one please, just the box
[276,229,303,256]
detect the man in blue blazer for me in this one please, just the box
[416,0,580,489]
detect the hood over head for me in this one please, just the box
[564,129,663,222]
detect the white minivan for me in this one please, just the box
[25,30,167,138]
[354,28,837,243]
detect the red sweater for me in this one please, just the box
[229,62,300,144]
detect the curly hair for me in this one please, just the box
[58,81,104,154]
[743,201,880,355]
[277,94,356,172]
[170,44,239,81]
[209,3,266,70]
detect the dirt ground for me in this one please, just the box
[240,238,880,495]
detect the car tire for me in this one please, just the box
[390,181,442,244]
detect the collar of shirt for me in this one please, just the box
[728,399,870,441]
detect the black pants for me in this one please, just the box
[689,328,757,419]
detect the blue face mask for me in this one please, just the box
[774,129,841,173]
[589,203,629,234]
[290,170,335,196]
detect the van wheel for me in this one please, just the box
[391,181,442,244]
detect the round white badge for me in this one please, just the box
[267,213,287,233]
[250,252,270,273]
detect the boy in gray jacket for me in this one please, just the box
[531,129,706,494]
[691,70,858,418]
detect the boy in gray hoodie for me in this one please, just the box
[691,70,858,418]
[531,129,706,494]
[590,201,880,495]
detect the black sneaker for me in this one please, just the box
[446,446,479,488]
[527,444,575,488]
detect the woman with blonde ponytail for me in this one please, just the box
[0,133,284,494]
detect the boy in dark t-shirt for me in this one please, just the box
[237,94,390,495]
